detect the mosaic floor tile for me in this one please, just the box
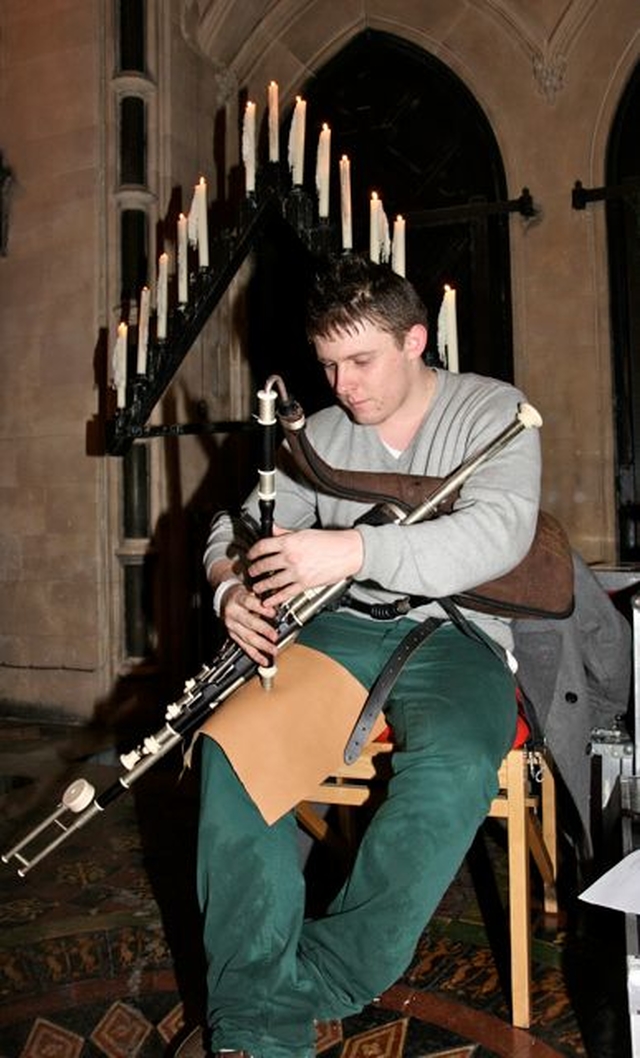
[90,1001,153,1058]
[20,1017,84,1058]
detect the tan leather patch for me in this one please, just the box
[198,642,385,824]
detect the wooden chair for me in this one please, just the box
[296,729,558,1029]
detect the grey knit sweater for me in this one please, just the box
[204,369,541,649]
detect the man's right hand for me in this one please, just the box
[221,583,279,666]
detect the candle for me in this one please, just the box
[370,192,381,262]
[112,321,128,408]
[268,81,279,162]
[370,192,390,263]
[339,155,352,250]
[197,177,209,268]
[136,286,150,374]
[156,252,169,340]
[177,213,188,304]
[242,100,256,194]
[438,285,459,373]
[392,215,406,277]
[288,96,306,186]
[188,177,209,268]
[379,201,390,263]
[315,123,331,218]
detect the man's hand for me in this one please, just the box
[211,526,363,664]
[246,524,363,609]
[220,582,279,666]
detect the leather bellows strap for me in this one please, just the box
[278,408,574,620]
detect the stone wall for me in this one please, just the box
[0,1,108,717]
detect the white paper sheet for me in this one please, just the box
[579,849,640,914]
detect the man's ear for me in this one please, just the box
[405,323,428,360]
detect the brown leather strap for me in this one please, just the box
[280,417,574,619]
[280,422,456,512]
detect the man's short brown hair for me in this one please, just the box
[305,254,428,348]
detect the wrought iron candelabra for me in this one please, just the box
[107,167,338,456]
[106,164,537,456]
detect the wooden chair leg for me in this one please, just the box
[296,802,349,856]
[505,748,532,1028]
[540,752,559,915]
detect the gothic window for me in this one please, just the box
[606,61,640,560]
[119,96,146,186]
[120,208,147,305]
[123,444,150,539]
[251,30,514,393]
[118,0,145,74]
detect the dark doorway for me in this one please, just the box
[606,61,640,561]
[299,30,515,381]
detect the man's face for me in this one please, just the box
[314,319,422,427]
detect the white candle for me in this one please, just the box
[446,286,459,372]
[112,321,128,408]
[268,81,279,162]
[177,213,188,304]
[288,96,306,186]
[242,100,256,194]
[197,177,209,268]
[339,155,352,250]
[188,177,209,268]
[315,123,331,218]
[156,252,169,340]
[370,192,390,263]
[136,286,150,374]
[438,285,459,373]
[370,192,381,262]
[392,215,406,277]
[379,201,390,263]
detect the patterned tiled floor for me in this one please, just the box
[17,1001,182,1058]
[0,719,630,1057]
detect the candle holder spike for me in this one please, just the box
[284,186,315,242]
[309,216,337,258]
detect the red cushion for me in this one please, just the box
[512,709,531,748]
[374,695,531,749]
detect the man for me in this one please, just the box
[197,254,540,1058]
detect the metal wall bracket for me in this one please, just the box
[572,178,640,210]
[407,187,536,228]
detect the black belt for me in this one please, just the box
[342,595,513,764]
[343,616,444,764]
[342,592,420,621]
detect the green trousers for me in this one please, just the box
[197,613,517,1058]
